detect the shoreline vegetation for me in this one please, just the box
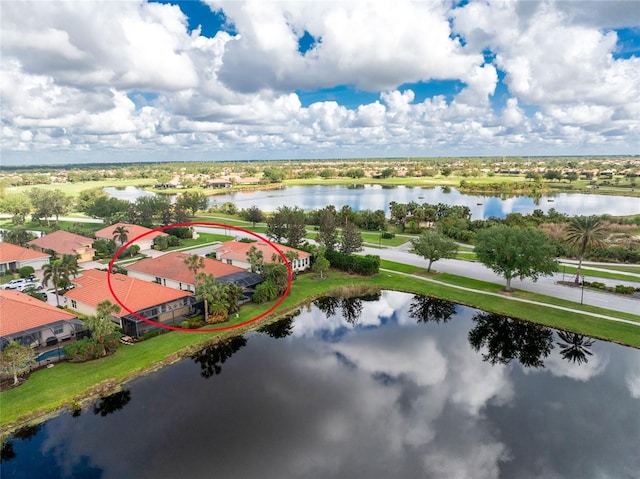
[1,267,638,436]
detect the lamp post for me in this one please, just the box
[562,264,566,282]
[580,275,585,305]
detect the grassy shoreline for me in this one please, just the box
[1,267,638,435]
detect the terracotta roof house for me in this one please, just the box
[214,241,311,273]
[27,230,96,263]
[0,242,50,274]
[65,270,193,338]
[125,251,263,292]
[94,223,167,251]
[0,289,83,350]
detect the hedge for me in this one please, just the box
[325,251,380,276]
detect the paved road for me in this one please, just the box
[363,246,640,316]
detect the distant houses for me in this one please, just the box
[0,242,50,274]
[65,270,193,338]
[28,230,96,263]
[94,223,167,250]
[214,240,311,273]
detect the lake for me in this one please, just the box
[105,185,640,219]
[3,291,639,479]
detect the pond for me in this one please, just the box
[3,291,638,478]
[105,185,640,218]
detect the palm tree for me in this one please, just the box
[85,300,120,356]
[184,254,205,291]
[565,216,607,284]
[61,253,80,282]
[247,246,264,273]
[196,273,230,323]
[42,259,68,306]
[112,225,129,247]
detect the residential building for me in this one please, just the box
[125,251,263,293]
[0,242,50,274]
[27,230,96,263]
[65,270,193,338]
[94,223,168,251]
[0,289,83,350]
[214,240,311,272]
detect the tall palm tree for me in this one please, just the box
[184,254,205,291]
[42,259,68,306]
[565,216,607,284]
[247,246,264,273]
[86,300,120,356]
[112,225,129,247]
[61,253,80,279]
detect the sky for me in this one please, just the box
[1,0,639,165]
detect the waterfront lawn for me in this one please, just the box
[13,179,155,197]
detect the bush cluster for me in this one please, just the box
[584,281,639,295]
[325,251,380,276]
[63,333,119,362]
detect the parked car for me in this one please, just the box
[16,281,44,292]
[1,278,29,290]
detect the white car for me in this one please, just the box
[16,281,44,292]
[1,278,29,290]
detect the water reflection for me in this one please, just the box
[467,312,554,368]
[556,331,595,365]
[190,336,247,378]
[408,295,457,324]
[314,294,381,325]
[257,311,298,339]
[3,291,638,479]
[1,424,41,463]
[93,390,132,417]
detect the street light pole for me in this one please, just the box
[580,275,585,305]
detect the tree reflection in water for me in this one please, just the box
[468,312,554,368]
[191,336,247,378]
[314,294,378,325]
[556,331,595,365]
[258,310,300,339]
[409,295,457,324]
[93,390,132,417]
[0,423,42,463]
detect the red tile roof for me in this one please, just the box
[0,242,49,263]
[94,223,168,242]
[214,241,310,263]
[65,270,191,315]
[0,289,77,337]
[27,230,95,256]
[125,251,246,285]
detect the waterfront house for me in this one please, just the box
[27,230,96,263]
[0,289,83,350]
[94,223,167,251]
[214,240,311,273]
[125,251,263,293]
[65,270,193,338]
[0,242,50,274]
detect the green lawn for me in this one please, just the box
[558,264,640,282]
[10,179,155,197]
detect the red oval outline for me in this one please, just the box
[107,222,293,333]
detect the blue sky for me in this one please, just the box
[1,0,638,165]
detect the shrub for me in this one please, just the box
[325,251,380,276]
[165,227,193,239]
[18,266,35,278]
[614,285,637,295]
[167,235,181,247]
[381,232,395,239]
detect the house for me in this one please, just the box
[214,240,311,273]
[27,230,96,263]
[94,223,168,251]
[125,251,263,293]
[65,270,193,338]
[205,180,232,188]
[0,242,50,274]
[0,289,83,350]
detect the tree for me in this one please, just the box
[566,171,579,183]
[27,189,71,226]
[0,193,32,225]
[85,300,120,357]
[411,230,458,272]
[240,206,264,226]
[565,216,607,284]
[1,228,36,247]
[176,191,208,217]
[0,341,36,385]
[184,254,205,290]
[312,247,330,279]
[474,225,558,292]
[42,260,68,306]
[247,246,264,273]
[266,206,306,247]
[316,206,338,251]
[340,222,363,255]
[112,225,129,247]
[196,273,230,323]
[262,263,288,295]
[468,312,554,368]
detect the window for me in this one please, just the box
[226,259,233,265]
[53,325,63,335]
[155,277,162,284]
[71,300,77,309]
